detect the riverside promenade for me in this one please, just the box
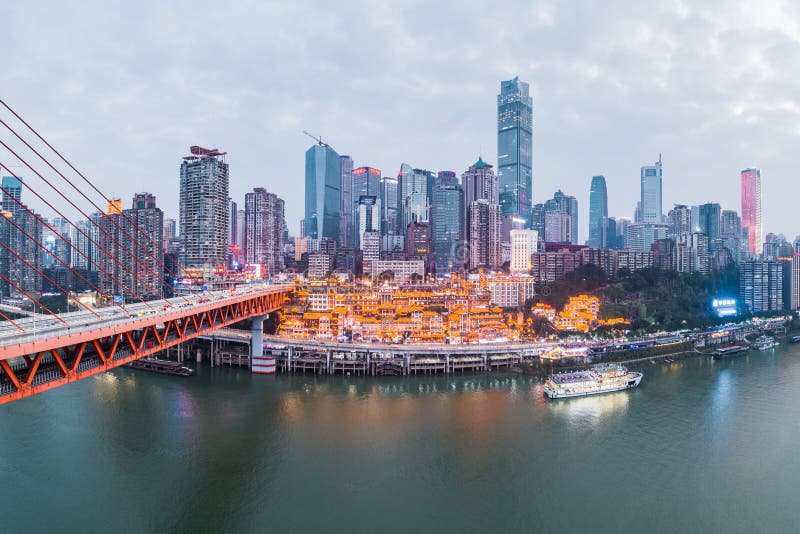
[198,331,557,376]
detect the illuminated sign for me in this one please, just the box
[712,298,738,318]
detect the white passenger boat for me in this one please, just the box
[544,363,643,399]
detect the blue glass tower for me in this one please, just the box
[497,76,533,224]
[304,143,341,242]
[431,173,464,274]
[588,175,608,247]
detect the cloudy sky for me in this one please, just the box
[3,0,800,241]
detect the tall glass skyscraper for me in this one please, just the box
[497,77,533,224]
[431,180,464,274]
[698,202,721,242]
[740,168,762,256]
[351,166,381,247]
[338,155,353,248]
[304,142,341,242]
[588,175,608,248]
[398,164,434,229]
[640,155,663,223]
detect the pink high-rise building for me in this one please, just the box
[740,168,762,256]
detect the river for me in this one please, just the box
[2,344,799,533]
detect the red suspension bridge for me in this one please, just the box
[0,99,292,404]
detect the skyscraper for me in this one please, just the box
[0,180,43,301]
[469,199,501,269]
[244,187,286,275]
[1,176,22,214]
[339,155,353,248]
[99,193,163,300]
[352,166,381,247]
[640,156,663,223]
[179,146,229,273]
[497,77,533,224]
[543,190,578,244]
[741,168,762,256]
[587,176,608,248]
[698,203,721,240]
[667,204,692,240]
[462,158,498,207]
[355,195,381,251]
[721,209,742,262]
[462,158,501,270]
[380,176,400,246]
[305,142,341,242]
[510,229,538,274]
[430,179,464,274]
[399,164,433,229]
[740,260,783,313]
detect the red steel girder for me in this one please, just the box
[0,290,290,404]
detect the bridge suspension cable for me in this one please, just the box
[0,140,172,306]
[0,99,190,298]
[0,116,190,303]
[0,163,154,310]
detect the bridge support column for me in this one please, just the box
[445,353,450,373]
[326,349,332,374]
[250,315,275,375]
[482,351,488,372]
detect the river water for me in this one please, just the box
[2,344,800,533]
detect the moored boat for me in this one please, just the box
[712,345,749,359]
[544,363,643,399]
[125,358,194,377]
[751,335,778,351]
[789,335,800,344]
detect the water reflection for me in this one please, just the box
[546,391,631,427]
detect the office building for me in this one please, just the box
[352,167,381,246]
[355,195,381,250]
[626,223,668,252]
[406,221,431,264]
[698,203,721,243]
[399,164,434,230]
[587,176,608,248]
[497,76,533,224]
[380,176,400,248]
[544,210,571,244]
[339,155,354,248]
[640,155,663,223]
[510,229,538,274]
[179,146,229,273]
[305,142,341,242]
[430,180,464,275]
[542,190,578,244]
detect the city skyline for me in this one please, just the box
[2,1,799,241]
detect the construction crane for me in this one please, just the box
[303,130,333,151]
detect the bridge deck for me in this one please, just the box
[0,284,292,404]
